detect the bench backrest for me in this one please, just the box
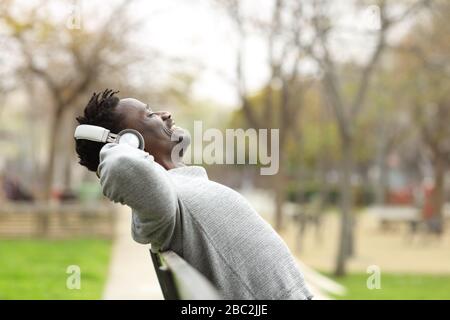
[150,250,222,300]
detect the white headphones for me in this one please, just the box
[74,124,145,150]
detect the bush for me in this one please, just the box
[286,181,375,206]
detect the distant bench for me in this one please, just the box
[365,206,420,223]
[0,201,116,238]
[365,205,450,235]
[150,249,222,300]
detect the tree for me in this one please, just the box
[307,0,429,275]
[215,0,315,230]
[394,0,450,232]
[0,0,143,200]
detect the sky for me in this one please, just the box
[5,0,415,108]
[125,0,414,108]
[131,0,266,108]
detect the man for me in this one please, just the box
[75,89,312,300]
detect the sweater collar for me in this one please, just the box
[168,165,209,179]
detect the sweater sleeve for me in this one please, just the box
[98,143,177,247]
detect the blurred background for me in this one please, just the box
[0,0,449,299]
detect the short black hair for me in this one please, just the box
[75,89,124,172]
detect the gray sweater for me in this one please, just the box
[98,143,313,300]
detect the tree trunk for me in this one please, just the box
[63,110,78,191]
[274,161,286,231]
[43,108,63,201]
[376,158,388,205]
[432,154,446,233]
[63,149,73,191]
[22,80,38,197]
[334,136,354,276]
[374,127,388,205]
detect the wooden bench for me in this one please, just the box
[0,201,116,238]
[150,249,222,300]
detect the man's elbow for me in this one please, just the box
[98,154,135,202]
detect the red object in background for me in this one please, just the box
[51,189,62,200]
[422,185,435,219]
[52,189,75,201]
[387,184,437,221]
[387,187,414,205]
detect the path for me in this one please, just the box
[102,204,163,300]
[283,211,450,274]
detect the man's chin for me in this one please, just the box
[171,126,191,145]
[170,126,191,161]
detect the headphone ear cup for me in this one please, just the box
[116,129,145,150]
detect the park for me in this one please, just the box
[0,0,449,302]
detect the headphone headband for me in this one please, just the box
[74,124,144,150]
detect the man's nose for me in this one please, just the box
[156,111,171,121]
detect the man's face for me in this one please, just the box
[115,98,189,163]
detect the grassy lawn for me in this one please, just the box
[0,239,112,300]
[326,272,450,299]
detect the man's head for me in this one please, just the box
[75,89,189,172]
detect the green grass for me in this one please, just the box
[0,239,112,299]
[325,272,450,300]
